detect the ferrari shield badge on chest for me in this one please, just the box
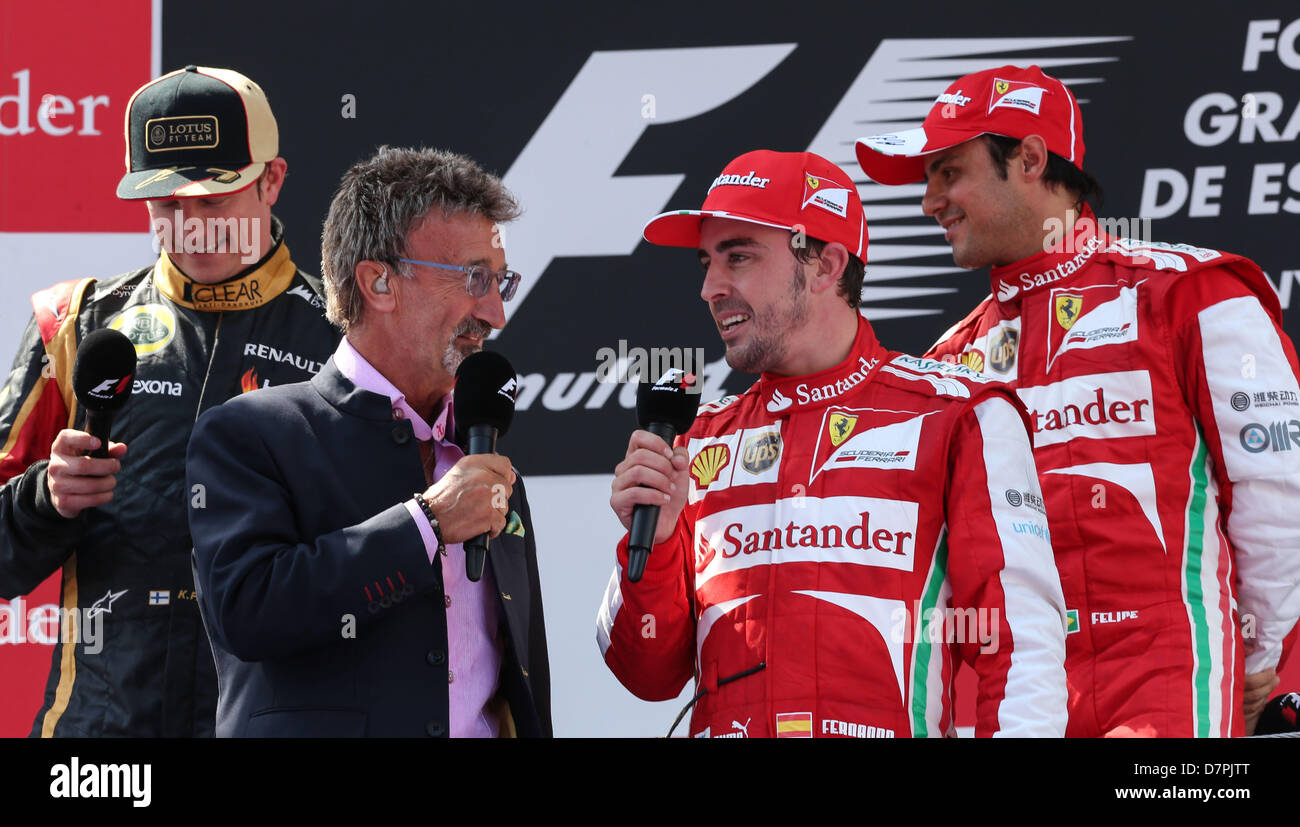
[828,413,858,447]
[1055,292,1084,330]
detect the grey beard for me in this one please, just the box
[441,318,493,375]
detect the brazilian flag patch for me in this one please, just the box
[1065,609,1080,635]
[504,511,525,538]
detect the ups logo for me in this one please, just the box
[741,432,781,474]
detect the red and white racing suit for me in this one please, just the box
[597,318,1068,737]
[926,210,1300,737]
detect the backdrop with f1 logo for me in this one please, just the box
[1,0,1297,737]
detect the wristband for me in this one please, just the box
[412,493,446,557]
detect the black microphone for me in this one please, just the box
[1254,691,1300,735]
[453,351,518,583]
[72,329,137,459]
[627,368,699,583]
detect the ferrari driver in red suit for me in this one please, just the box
[857,64,1300,737]
[596,150,1069,738]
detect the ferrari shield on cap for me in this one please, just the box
[117,65,279,200]
[854,65,1085,186]
[643,150,867,260]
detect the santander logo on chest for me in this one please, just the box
[1017,370,1155,447]
[765,354,880,414]
[996,235,1105,301]
[692,495,920,586]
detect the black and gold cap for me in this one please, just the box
[116,65,279,200]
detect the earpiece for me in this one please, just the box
[373,268,390,294]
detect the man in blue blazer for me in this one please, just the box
[187,146,550,737]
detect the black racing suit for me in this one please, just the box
[0,219,341,736]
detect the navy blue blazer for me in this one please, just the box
[186,357,551,737]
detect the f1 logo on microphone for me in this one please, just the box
[497,377,518,402]
[89,375,132,399]
[652,368,697,392]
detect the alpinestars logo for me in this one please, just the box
[286,283,325,310]
[86,588,127,620]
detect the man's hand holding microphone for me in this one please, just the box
[609,368,699,582]
[49,328,136,519]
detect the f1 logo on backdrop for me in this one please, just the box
[500,36,1128,332]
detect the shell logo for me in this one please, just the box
[689,444,731,489]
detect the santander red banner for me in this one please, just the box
[0,0,154,736]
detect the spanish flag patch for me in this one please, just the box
[775,712,813,738]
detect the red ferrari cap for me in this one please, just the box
[643,150,867,259]
[855,65,1085,186]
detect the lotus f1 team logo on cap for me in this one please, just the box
[802,172,850,218]
[989,78,1046,115]
[144,115,219,152]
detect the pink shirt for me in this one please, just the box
[334,338,504,738]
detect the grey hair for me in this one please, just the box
[320,146,522,332]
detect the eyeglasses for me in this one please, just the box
[396,258,522,302]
